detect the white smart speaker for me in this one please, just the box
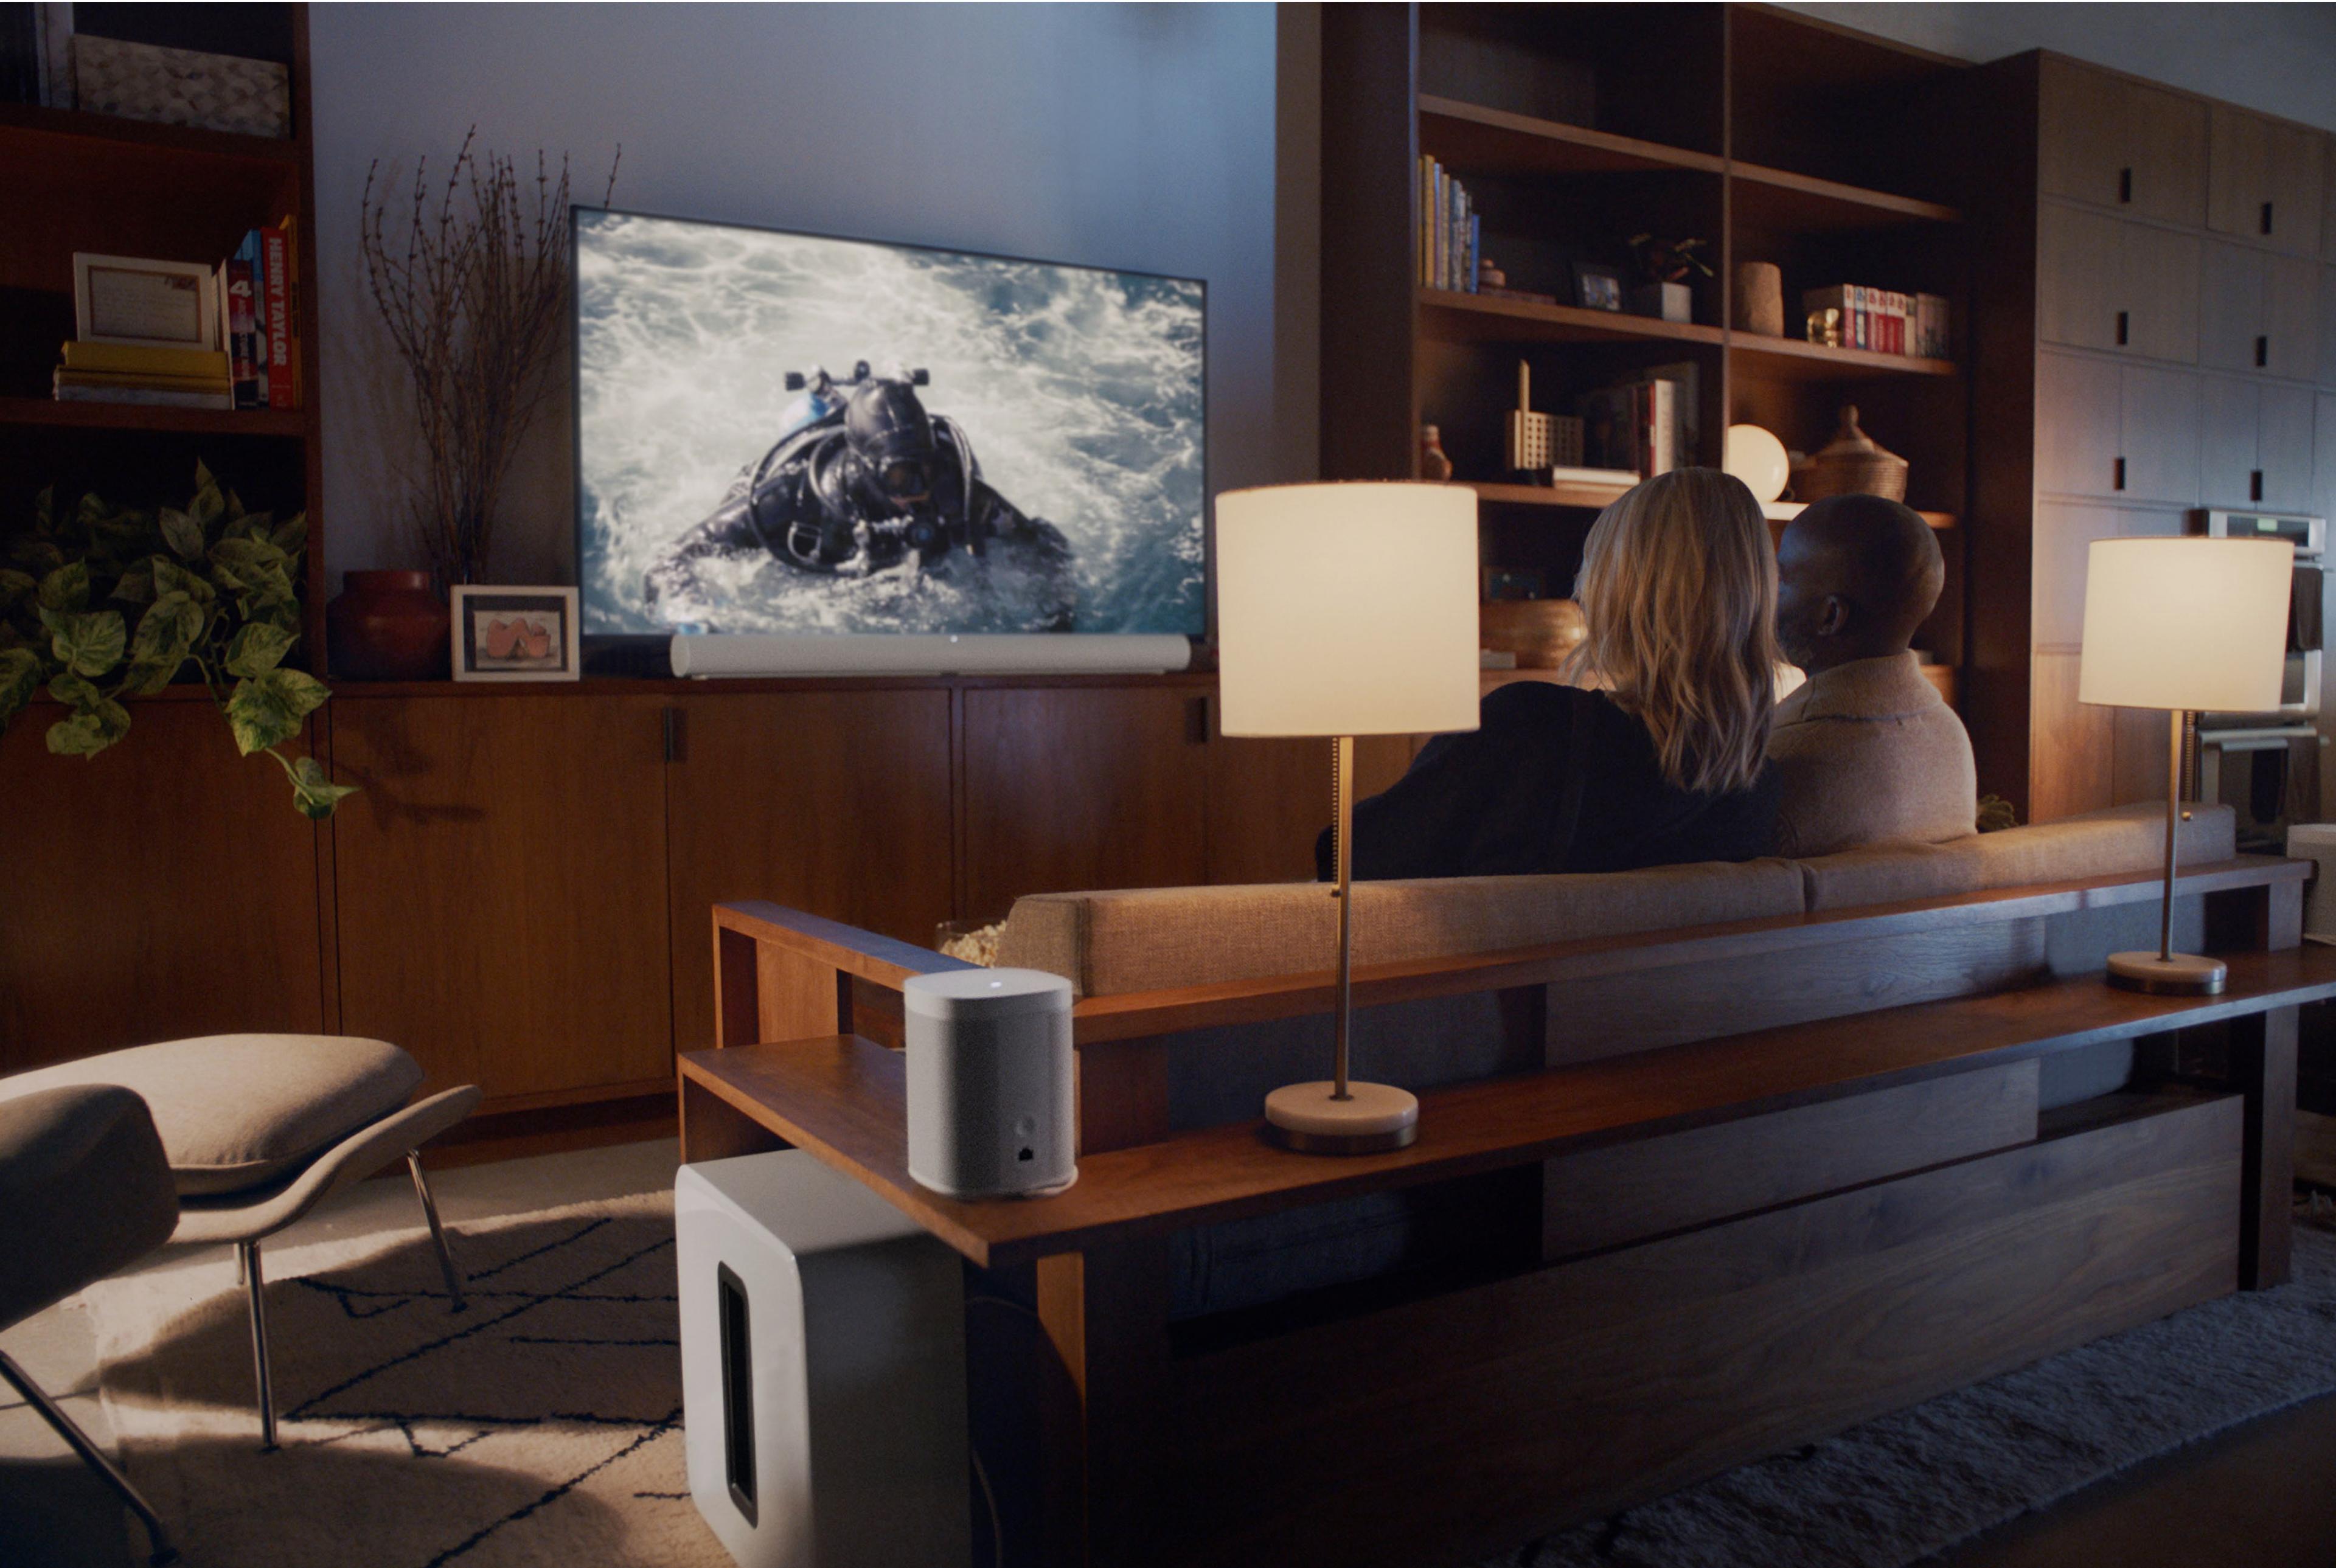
[904,967,1076,1198]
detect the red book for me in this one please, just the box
[262,228,293,409]
[225,256,260,409]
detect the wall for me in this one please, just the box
[308,2,1280,589]
[1782,4,2336,133]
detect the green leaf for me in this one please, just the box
[0,568,35,611]
[36,561,89,612]
[151,556,216,604]
[224,620,296,677]
[223,487,246,523]
[47,671,101,709]
[269,512,307,553]
[132,592,204,672]
[159,507,206,562]
[8,538,63,574]
[46,609,125,678]
[44,696,130,757]
[209,536,287,576]
[225,666,329,755]
[189,464,225,530]
[109,562,156,605]
[290,754,358,820]
[0,647,40,728]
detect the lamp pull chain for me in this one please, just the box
[1333,734,1355,1102]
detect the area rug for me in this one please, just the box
[81,1196,2336,1568]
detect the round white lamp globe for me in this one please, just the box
[1723,423,1790,504]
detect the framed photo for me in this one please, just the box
[450,586,581,682]
[73,252,217,349]
[1571,261,1625,313]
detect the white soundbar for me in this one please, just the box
[669,632,1194,678]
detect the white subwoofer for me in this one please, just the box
[905,968,1076,1198]
[676,1151,970,1568]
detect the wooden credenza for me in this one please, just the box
[1,675,1425,1109]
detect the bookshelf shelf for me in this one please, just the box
[1466,479,1630,510]
[1730,161,1962,231]
[0,395,306,438]
[1729,334,1957,380]
[1763,499,1955,529]
[1420,289,1727,348]
[0,101,299,166]
[1417,95,1725,179]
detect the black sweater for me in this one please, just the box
[1316,682,1779,881]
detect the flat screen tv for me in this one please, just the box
[572,207,1206,660]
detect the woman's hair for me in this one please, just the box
[1561,467,1778,795]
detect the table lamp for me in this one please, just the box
[2078,535,2292,994]
[1215,482,1480,1152]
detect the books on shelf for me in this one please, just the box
[1802,285,1950,359]
[58,224,301,412]
[1577,363,1695,480]
[1417,154,1481,294]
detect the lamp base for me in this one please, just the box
[2105,951,2228,996]
[1262,1081,1419,1155]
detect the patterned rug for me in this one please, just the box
[78,1193,2336,1568]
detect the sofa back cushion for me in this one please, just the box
[1795,802,2237,912]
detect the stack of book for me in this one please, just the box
[1802,285,1950,358]
[1577,363,1700,480]
[1416,156,1481,294]
[54,342,232,408]
[223,222,302,409]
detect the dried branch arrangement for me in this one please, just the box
[360,128,618,587]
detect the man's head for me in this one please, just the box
[1774,494,1944,673]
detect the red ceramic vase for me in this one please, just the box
[326,570,451,681]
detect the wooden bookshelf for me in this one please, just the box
[0,395,306,437]
[1419,288,1727,347]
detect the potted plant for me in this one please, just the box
[1626,234,1714,324]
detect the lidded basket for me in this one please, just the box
[1793,405,1908,502]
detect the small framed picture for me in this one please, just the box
[1571,262,1625,313]
[73,253,218,349]
[450,586,580,682]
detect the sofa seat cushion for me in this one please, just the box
[0,1034,422,1196]
[997,858,1808,997]
[1795,802,2237,913]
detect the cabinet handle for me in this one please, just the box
[2118,167,2132,204]
[1188,694,1211,744]
[2256,335,2270,369]
[2262,201,2275,236]
[662,706,686,763]
[2114,457,2127,491]
[2251,470,2264,503]
[2115,311,2129,347]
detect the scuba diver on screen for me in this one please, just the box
[644,363,1075,630]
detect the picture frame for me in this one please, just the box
[72,252,218,349]
[1570,261,1625,313]
[450,586,582,682]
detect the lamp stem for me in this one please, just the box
[2162,707,2182,963]
[1333,733,1354,1101]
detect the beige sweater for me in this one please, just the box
[1767,653,1977,857]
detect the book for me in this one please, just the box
[54,376,234,410]
[262,225,293,409]
[274,215,302,406]
[56,367,233,392]
[61,341,231,378]
[1914,292,1949,359]
[245,227,271,405]
[225,245,260,408]
[1633,361,1701,471]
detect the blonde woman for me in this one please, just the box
[1324,468,1781,879]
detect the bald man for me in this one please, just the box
[1767,494,1977,856]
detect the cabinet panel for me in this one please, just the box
[2211,106,2326,257]
[1202,710,1433,887]
[2118,364,2199,506]
[2034,350,2121,498]
[2029,651,2115,822]
[2031,502,2121,649]
[2318,392,2336,526]
[0,705,325,1074]
[2264,121,2324,258]
[2323,266,2336,391]
[2119,224,2199,363]
[2037,59,2205,226]
[2037,204,2122,352]
[2263,255,2321,383]
[2259,381,2317,512]
[2200,375,2259,507]
[2129,83,2209,228]
[962,686,1208,921]
[330,695,673,1103]
[666,691,954,1054]
[2199,241,2262,373]
[2111,706,2172,811]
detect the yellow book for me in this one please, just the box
[55,367,234,392]
[61,341,232,378]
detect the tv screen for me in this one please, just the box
[573,207,1207,640]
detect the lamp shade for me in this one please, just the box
[1216,482,1481,737]
[2077,536,2291,712]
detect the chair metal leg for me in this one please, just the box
[239,1239,276,1452]
[0,1347,179,1565]
[408,1149,467,1313]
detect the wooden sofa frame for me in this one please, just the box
[679,855,2327,1568]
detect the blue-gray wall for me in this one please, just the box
[310,2,1280,587]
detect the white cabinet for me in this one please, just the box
[2038,205,2197,363]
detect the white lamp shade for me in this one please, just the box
[2077,536,2291,712]
[1216,482,1481,737]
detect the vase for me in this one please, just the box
[1737,262,1785,337]
[1478,598,1587,670]
[327,570,451,681]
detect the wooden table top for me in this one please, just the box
[679,943,2336,1267]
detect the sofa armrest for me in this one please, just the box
[711,901,976,1049]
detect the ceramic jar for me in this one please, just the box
[326,570,451,680]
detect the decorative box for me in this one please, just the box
[72,35,290,140]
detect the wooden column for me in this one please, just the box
[2233,1004,2298,1290]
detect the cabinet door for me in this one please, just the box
[2031,502,2122,649]
[2259,381,2318,511]
[2119,224,2199,363]
[2029,651,2115,822]
[2264,254,2321,383]
[2035,350,2121,498]
[330,695,673,1104]
[0,704,325,1074]
[2118,363,2200,505]
[961,686,1208,921]
[2318,391,2336,525]
[665,690,954,1053]
[2209,105,2273,241]
[2199,375,2259,508]
[2037,204,2122,351]
[2263,120,2326,258]
[2037,59,2205,226]
[2323,266,2336,391]
[2199,240,2264,373]
[2127,82,2209,227]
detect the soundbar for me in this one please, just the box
[669,633,1194,678]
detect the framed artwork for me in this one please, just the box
[73,252,217,348]
[1570,261,1625,313]
[450,586,582,682]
